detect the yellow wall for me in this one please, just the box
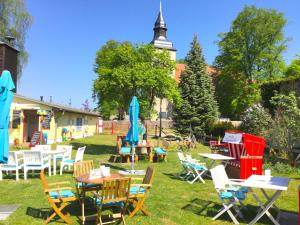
[9,96,99,144]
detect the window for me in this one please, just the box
[76,118,82,131]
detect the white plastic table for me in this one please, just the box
[43,150,66,175]
[242,175,290,225]
[198,153,235,177]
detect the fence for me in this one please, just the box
[102,120,174,137]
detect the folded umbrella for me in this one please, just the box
[0,70,15,163]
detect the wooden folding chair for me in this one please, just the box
[94,177,131,225]
[128,166,155,218]
[73,160,99,224]
[40,170,77,224]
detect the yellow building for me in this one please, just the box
[9,94,100,144]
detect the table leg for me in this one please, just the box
[248,190,282,225]
[82,189,85,224]
[261,189,280,214]
[53,155,56,175]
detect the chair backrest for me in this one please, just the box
[74,146,86,162]
[73,160,94,178]
[210,165,230,190]
[185,153,193,162]
[23,151,43,166]
[35,145,51,152]
[57,145,72,158]
[7,152,18,165]
[100,178,131,204]
[177,152,186,161]
[142,167,155,185]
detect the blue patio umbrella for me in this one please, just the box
[125,96,139,171]
[0,70,15,163]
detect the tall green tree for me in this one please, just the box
[285,55,300,78]
[215,6,288,118]
[93,40,181,119]
[173,35,219,136]
[0,0,33,78]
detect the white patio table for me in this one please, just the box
[198,153,235,177]
[242,175,290,225]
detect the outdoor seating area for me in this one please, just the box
[0,1,300,225]
[0,134,298,225]
[0,145,86,180]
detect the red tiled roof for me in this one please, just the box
[175,63,218,83]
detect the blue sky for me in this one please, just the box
[18,0,300,109]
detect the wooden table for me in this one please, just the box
[76,172,124,184]
[75,172,124,224]
[136,144,153,162]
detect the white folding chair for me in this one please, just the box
[23,150,51,180]
[186,162,207,184]
[177,152,207,183]
[60,146,86,175]
[0,152,23,181]
[210,165,247,224]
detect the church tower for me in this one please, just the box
[151,1,176,119]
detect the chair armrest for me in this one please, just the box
[130,177,143,180]
[49,181,70,186]
[45,187,73,192]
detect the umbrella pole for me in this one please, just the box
[131,145,135,171]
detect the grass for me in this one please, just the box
[0,134,299,225]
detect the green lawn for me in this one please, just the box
[0,134,298,225]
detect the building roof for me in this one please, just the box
[175,64,219,83]
[14,94,100,117]
[0,41,19,52]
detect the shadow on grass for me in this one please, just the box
[182,198,297,225]
[26,199,96,224]
[70,143,116,155]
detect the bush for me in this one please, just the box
[240,104,272,137]
[267,92,300,163]
[208,121,236,137]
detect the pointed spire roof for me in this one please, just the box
[150,0,176,51]
[154,0,166,29]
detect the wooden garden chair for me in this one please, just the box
[73,160,99,224]
[94,177,131,225]
[40,170,77,224]
[128,166,155,218]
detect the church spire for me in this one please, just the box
[151,0,175,50]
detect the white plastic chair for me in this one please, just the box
[210,165,246,224]
[60,146,86,175]
[0,152,23,181]
[23,150,51,180]
[55,145,72,160]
